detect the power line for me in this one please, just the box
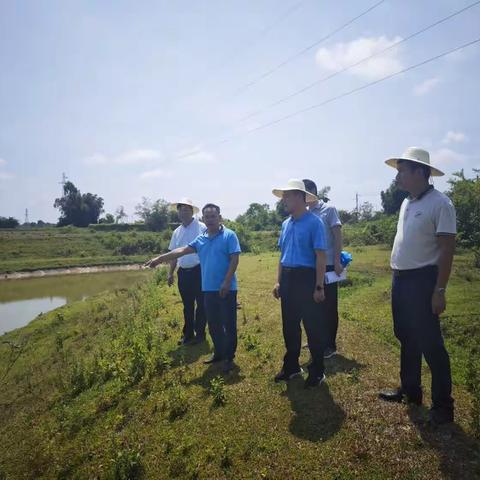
[199,1,308,82]
[236,0,480,123]
[229,0,387,97]
[175,36,480,160]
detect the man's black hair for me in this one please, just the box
[302,179,318,196]
[397,159,431,180]
[176,203,193,212]
[202,203,221,214]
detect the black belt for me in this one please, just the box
[178,265,200,272]
[282,266,315,273]
[392,265,437,277]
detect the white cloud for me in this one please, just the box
[83,149,163,166]
[0,158,6,167]
[116,149,162,165]
[83,153,108,166]
[442,131,467,144]
[413,77,440,96]
[315,36,403,81]
[431,148,468,167]
[139,168,173,180]
[0,172,14,180]
[176,147,217,165]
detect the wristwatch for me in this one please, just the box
[436,287,446,294]
[316,285,324,291]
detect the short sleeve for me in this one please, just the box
[228,232,242,255]
[312,217,327,250]
[168,229,177,251]
[436,200,457,235]
[278,223,285,249]
[188,234,202,252]
[327,206,342,228]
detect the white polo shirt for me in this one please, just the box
[391,187,456,270]
[310,202,342,265]
[169,218,206,269]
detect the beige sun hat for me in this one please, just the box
[272,179,318,203]
[385,147,444,177]
[170,197,199,214]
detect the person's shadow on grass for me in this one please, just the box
[168,340,211,368]
[283,378,346,442]
[407,405,480,479]
[323,354,364,377]
[187,361,245,393]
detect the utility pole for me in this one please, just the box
[24,208,29,224]
[59,172,68,193]
[355,192,359,214]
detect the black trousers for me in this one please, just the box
[280,267,327,377]
[324,265,339,350]
[177,265,206,340]
[392,266,453,410]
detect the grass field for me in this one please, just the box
[0,228,170,273]
[0,246,479,479]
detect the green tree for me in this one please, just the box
[0,216,19,228]
[53,181,104,227]
[134,197,170,231]
[99,213,115,224]
[381,180,408,214]
[446,169,480,253]
[115,205,127,224]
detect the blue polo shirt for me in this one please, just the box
[189,226,241,292]
[278,211,327,268]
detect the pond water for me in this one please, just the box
[0,270,153,334]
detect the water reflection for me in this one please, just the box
[0,270,152,334]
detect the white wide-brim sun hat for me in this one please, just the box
[272,179,318,203]
[385,146,444,177]
[170,197,199,214]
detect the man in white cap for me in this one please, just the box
[272,179,328,388]
[379,147,456,425]
[167,198,206,345]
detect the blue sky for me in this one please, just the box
[1,0,479,223]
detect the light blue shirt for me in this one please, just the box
[189,226,241,291]
[278,211,327,268]
[309,202,342,265]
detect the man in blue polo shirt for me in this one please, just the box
[272,179,328,388]
[144,203,241,373]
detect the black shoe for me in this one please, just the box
[304,373,326,388]
[378,388,422,406]
[429,406,454,425]
[324,347,337,359]
[223,360,236,373]
[203,354,223,364]
[274,368,303,383]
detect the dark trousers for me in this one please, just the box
[392,266,454,410]
[204,291,238,361]
[177,265,206,340]
[325,265,339,350]
[280,267,326,377]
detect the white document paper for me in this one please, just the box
[324,269,347,284]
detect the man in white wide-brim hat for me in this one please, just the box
[166,198,207,345]
[271,179,329,388]
[379,147,457,425]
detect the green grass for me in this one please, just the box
[0,247,479,479]
[0,227,172,273]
